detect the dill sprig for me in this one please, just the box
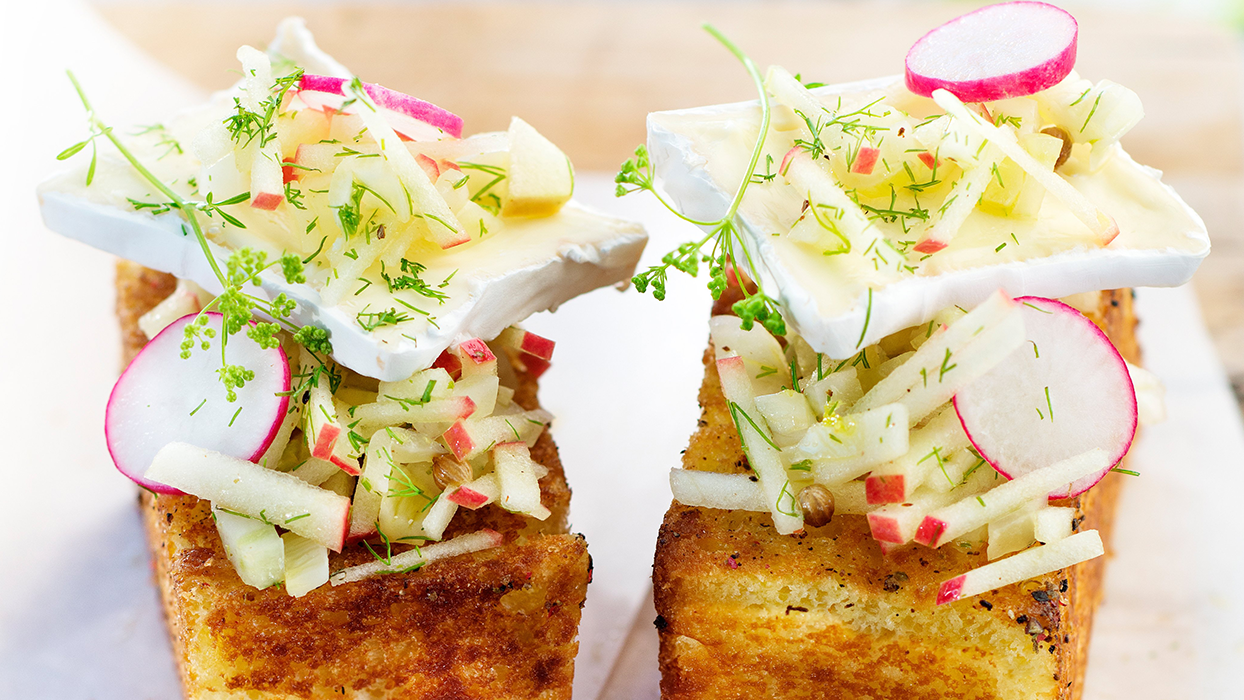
[62,71,333,402]
[616,25,786,336]
[224,67,304,149]
[793,96,889,160]
[380,258,449,302]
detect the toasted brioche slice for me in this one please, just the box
[118,261,590,699]
[653,286,1137,700]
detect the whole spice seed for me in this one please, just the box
[1041,126,1073,170]
[798,484,835,527]
[432,454,472,490]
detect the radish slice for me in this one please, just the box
[297,74,463,139]
[954,297,1137,498]
[106,312,290,493]
[905,2,1078,102]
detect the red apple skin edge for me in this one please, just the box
[936,575,966,605]
[448,488,491,509]
[250,192,283,210]
[443,421,473,461]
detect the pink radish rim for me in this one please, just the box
[105,312,291,494]
[904,1,1078,102]
[297,74,464,138]
[951,296,1137,499]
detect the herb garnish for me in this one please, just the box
[616,26,786,336]
[61,71,334,401]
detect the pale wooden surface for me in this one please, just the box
[97,2,1244,393]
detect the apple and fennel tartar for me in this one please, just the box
[41,20,645,596]
[628,11,1199,605]
[644,68,1207,358]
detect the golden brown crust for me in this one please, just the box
[654,287,1136,700]
[119,261,590,699]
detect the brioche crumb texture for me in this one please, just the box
[118,261,591,700]
[653,288,1136,700]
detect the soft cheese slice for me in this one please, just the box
[38,19,647,382]
[647,75,1208,357]
[39,185,645,381]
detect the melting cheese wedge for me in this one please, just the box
[39,185,645,381]
[647,75,1208,357]
[38,18,646,381]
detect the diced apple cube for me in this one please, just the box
[802,368,863,417]
[865,407,971,503]
[443,411,550,461]
[755,390,815,440]
[282,532,329,597]
[851,146,880,174]
[456,337,499,374]
[504,117,573,217]
[1033,506,1075,544]
[454,375,500,419]
[937,530,1104,604]
[420,490,460,541]
[786,403,910,486]
[493,442,550,520]
[442,420,474,461]
[448,473,500,510]
[497,327,555,361]
[986,500,1040,560]
[432,350,464,380]
[213,506,284,589]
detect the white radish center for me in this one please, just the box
[106,312,290,490]
[954,297,1136,497]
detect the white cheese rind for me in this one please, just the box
[648,76,1209,357]
[39,189,645,380]
[38,20,647,382]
